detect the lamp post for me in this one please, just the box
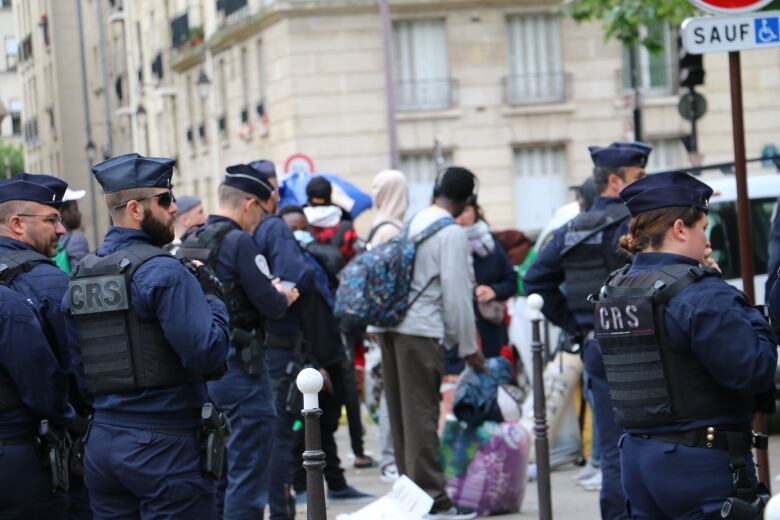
[196,59,222,205]
[196,69,211,102]
[83,139,99,247]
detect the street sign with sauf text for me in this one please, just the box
[681,11,780,53]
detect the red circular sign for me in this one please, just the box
[691,0,774,14]
[283,153,315,176]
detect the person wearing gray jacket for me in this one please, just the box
[375,166,484,520]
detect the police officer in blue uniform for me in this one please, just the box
[0,173,94,519]
[65,153,231,518]
[179,163,298,519]
[250,159,318,518]
[595,171,776,519]
[0,284,74,519]
[524,142,650,520]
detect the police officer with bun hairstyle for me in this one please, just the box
[178,163,298,519]
[593,171,777,519]
[65,153,231,518]
[0,173,94,518]
[524,141,650,520]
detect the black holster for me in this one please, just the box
[35,420,70,492]
[720,431,770,519]
[285,360,303,414]
[233,328,265,375]
[197,403,231,480]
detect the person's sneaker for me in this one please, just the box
[353,454,377,468]
[424,505,478,519]
[580,471,602,492]
[327,485,375,502]
[379,463,400,483]
[572,463,599,482]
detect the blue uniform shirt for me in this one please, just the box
[524,196,629,335]
[63,226,230,430]
[253,216,314,337]
[0,285,74,438]
[0,237,89,411]
[208,215,288,357]
[621,252,777,432]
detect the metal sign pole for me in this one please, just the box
[728,50,770,489]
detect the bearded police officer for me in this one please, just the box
[178,163,298,519]
[594,171,776,518]
[524,142,650,520]
[64,153,231,518]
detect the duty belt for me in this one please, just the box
[266,332,303,350]
[631,426,767,453]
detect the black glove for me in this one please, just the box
[192,264,225,301]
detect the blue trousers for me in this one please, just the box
[584,340,629,520]
[0,441,67,519]
[84,423,216,519]
[208,365,275,520]
[68,474,93,519]
[267,347,296,520]
[620,434,756,519]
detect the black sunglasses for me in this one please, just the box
[113,191,176,210]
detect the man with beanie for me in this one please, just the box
[64,153,231,518]
[304,176,358,268]
[374,166,483,520]
[179,163,299,519]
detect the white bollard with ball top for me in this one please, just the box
[296,368,327,520]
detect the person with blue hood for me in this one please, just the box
[598,171,776,518]
[178,161,298,519]
[0,176,76,518]
[524,141,651,519]
[0,172,94,518]
[64,153,231,518]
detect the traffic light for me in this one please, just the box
[678,36,704,88]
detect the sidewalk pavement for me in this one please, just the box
[312,415,780,519]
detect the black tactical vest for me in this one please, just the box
[560,202,630,315]
[69,243,201,395]
[593,263,754,429]
[0,249,57,410]
[177,221,265,340]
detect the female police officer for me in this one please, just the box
[592,170,776,519]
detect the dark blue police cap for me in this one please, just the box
[91,153,175,194]
[224,163,275,201]
[0,173,68,206]
[249,159,277,179]
[619,170,713,216]
[589,142,652,168]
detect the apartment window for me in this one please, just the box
[505,14,565,105]
[239,46,249,123]
[1,0,12,9]
[400,151,452,215]
[255,39,267,119]
[623,23,675,94]
[11,113,21,135]
[393,19,451,111]
[512,145,568,231]
[218,57,229,137]
[4,36,17,70]
[647,138,685,171]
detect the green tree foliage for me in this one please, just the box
[561,0,694,50]
[0,142,24,179]
[561,0,780,50]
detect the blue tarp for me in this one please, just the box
[279,172,372,219]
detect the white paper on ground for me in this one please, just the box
[335,475,434,520]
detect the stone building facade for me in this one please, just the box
[14,0,780,236]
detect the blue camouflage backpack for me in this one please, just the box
[334,217,454,327]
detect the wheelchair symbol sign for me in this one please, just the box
[755,17,780,44]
